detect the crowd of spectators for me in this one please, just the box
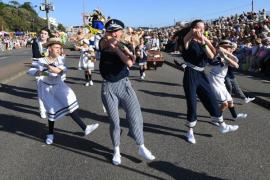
[0,34,33,52]
[3,10,267,75]
[206,9,270,75]
[122,9,270,76]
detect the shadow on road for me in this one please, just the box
[246,91,270,98]
[77,108,212,142]
[0,114,167,179]
[141,107,210,120]
[0,99,39,116]
[0,83,37,99]
[138,89,185,99]
[0,114,142,164]
[148,161,224,180]
[133,79,181,87]
[65,76,103,85]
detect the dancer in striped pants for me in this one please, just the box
[99,19,155,165]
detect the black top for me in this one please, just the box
[99,39,129,82]
[32,38,44,58]
[182,40,209,67]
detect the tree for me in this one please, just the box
[9,0,20,7]
[57,23,66,32]
[20,2,36,14]
[0,2,6,10]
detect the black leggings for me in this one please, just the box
[48,110,86,134]
[139,67,146,76]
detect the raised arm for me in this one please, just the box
[219,47,239,68]
[183,29,194,50]
[200,33,215,59]
[100,37,135,68]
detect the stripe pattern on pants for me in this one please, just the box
[101,78,144,146]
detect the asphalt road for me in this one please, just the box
[0,50,269,180]
[0,48,32,83]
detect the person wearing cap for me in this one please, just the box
[32,27,51,119]
[176,20,238,144]
[99,19,155,165]
[76,39,95,86]
[208,40,247,122]
[28,38,99,145]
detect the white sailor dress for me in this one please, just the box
[208,56,233,102]
[80,48,95,70]
[28,57,79,121]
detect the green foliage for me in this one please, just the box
[0,1,47,32]
[20,2,37,15]
[57,23,66,32]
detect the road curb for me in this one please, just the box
[164,60,270,110]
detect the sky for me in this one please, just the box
[4,0,270,27]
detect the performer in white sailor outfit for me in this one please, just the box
[208,40,247,121]
[28,38,99,145]
[77,39,96,86]
[136,38,148,79]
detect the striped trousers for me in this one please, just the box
[101,78,144,146]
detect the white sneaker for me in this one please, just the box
[244,97,255,103]
[142,72,146,78]
[186,131,196,144]
[40,112,47,119]
[140,75,144,80]
[236,113,247,119]
[85,123,99,136]
[89,80,94,86]
[85,82,90,86]
[46,134,54,145]
[112,153,121,165]
[219,124,239,134]
[138,146,155,160]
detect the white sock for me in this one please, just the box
[188,128,193,134]
[114,146,120,154]
[139,144,145,149]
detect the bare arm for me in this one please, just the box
[183,29,194,50]
[100,37,134,68]
[46,64,64,74]
[204,38,216,55]
[219,47,239,68]
[115,47,134,67]
[201,34,215,59]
